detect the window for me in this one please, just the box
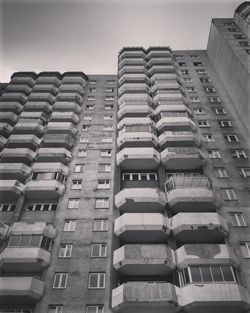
[95,198,109,209]
[234,34,246,39]
[218,120,232,127]
[105,96,114,101]
[58,244,72,258]
[86,104,94,110]
[105,105,114,110]
[183,77,192,82]
[193,62,203,67]
[181,69,190,75]
[26,203,57,212]
[107,80,115,85]
[53,273,68,289]
[198,120,210,128]
[186,86,195,93]
[48,305,63,313]
[88,273,105,289]
[229,212,247,227]
[240,242,250,258]
[0,309,33,313]
[78,149,87,158]
[87,96,95,101]
[89,80,97,85]
[103,125,113,131]
[99,164,111,172]
[190,54,200,59]
[190,97,200,103]
[239,41,250,47]
[104,114,113,120]
[224,134,239,142]
[239,168,250,177]
[178,62,187,67]
[214,167,228,178]
[232,149,247,159]
[63,219,76,232]
[122,172,157,181]
[0,203,16,212]
[200,77,211,83]
[74,164,85,173]
[214,107,226,115]
[8,234,52,251]
[68,198,80,209]
[82,125,90,131]
[71,180,82,190]
[97,179,110,189]
[196,69,207,75]
[80,137,89,143]
[224,21,235,26]
[193,108,204,115]
[202,134,214,142]
[106,88,114,93]
[101,138,112,143]
[208,97,221,103]
[100,149,111,157]
[204,86,216,93]
[221,188,238,201]
[91,243,107,257]
[86,305,104,313]
[93,219,108,231]
[89,88,96,93]
[31,171,66,183]
[246,49,250,54]
[208,149,221,159]
[84,115,92,121]
[228,27,239,32]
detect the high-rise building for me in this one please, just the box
[0,2,249,313]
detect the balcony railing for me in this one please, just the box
[37,147,72,164]
[0,148,36,165]
[53,101,81,114]
[0,163,31,182]
[23,102,52,113]
[4,84,32,95]
[0,180,24,201]
[165,175,213,192]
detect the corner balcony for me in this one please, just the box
[0,277,44,304]
[58,84,85,95]
[36,76,60,86]
[46,122,77,137]
[4,84,32,95]
[176,244,239,269]
[0,102,23,114]
[32,84,58,95]
[0,148,36,165]
[27,93,54,105]
[114,213,170,243]
[25,180,65,200]
[161,147,203,170]
[118,104,153,119]
[53,101,81,114]
[55,92,83,105]
[37,147,72,164]
[117,132,158,149]
[177,283,250,313]
[0,163,31,182]
[0,112,19,125]
[159,131,200,149]
[171,213,229,243]
[7,134,41,151]
[118,93,152,107]
[10,76,36,87]
[156,117,196,133]
[13,122,45,137]
[115,188,167,213]
[0,93,27,104]
[50,111,80,125]
[0,123,13,137]
[165,176,219,212]
[113,245,175,276]
[42,134,75,150]
[0,180,24,201]
[116,147,160,169]
[112,282,178,313]
[23,101,52,113]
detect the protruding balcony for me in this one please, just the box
[159,131,200,149]
[0,102,23,114]
[116,147,160,169]
[147,57,174,68]
[114,213,170,243]
[113,245,175,276]
[13,122,45,137]
[46,122,77,137]
[117,117,153,130]
[118,105,153,119]
[37,147,72,164]
[0,112,19,125]
[118,93,152,107]
[23,102,52,113]
[42,134,75,150]
[177,283,250,313]
[147,48,173,59]
[165,175,219,212]
[0,136,7,150]
[28,93,54,105]
[0,222,9,241]
[112,282,178,313]
[171,213,229,243]
[154,104,191,116]
[50,112,80,125]
[4,84,32,95]
[117,132,158,149]
[0,148,36,165]
[55,93,83,105]
[118,73,149,86]
[115,188,167,213]
[10,76,36,87]
[148,65,176,77]
[156,116,196,133]
[0,163,31,182]
[0,277,44,304]
[58,84,85,95]
[0,93,27,104]
[36,76,60,86]
[118,83,150,96]
[150,73,179,83]
[61,74,87,85]
[161,147,203,170]
[53,101,81,114]
[119,58,147,69]
[0,123,13,137]
[7,134,41,151]
[119,49,146,61]
[0,180,24,201]
[176,244,239,269]
[32,84,58,95]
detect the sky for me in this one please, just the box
[0,0,243,82]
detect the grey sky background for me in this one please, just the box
[0,0,243,82]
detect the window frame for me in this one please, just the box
[53,273,68,289]
[90,243,107,258]
[88,272,106,289]
[58,243,73,258]
[63,219,76,232]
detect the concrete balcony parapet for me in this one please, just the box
[117,132,158,149]
[53,101,81,114]
[0,180,24,201]
[159,131,200,149]
[37,147,72,164]
[0,163,31,182]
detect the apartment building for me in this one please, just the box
[0,2,249,313]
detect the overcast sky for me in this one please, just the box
[0,0,243,82]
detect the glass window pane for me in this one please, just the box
[8,235,21,247]
[221,266,235,281]
[19,235,31,247]
[190,266,202,282]
[211,266,223,282]
[30,235,41,247]
[89,273,98,287]
[201,267,213,282]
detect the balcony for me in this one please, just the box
[0,102,23,114]
[46,122,77,137]
[32,84,58,95]
[147,49,173,59]
[55,92,83,105]
[53,101,81,114]
[7,134,41,151]
[177,283,250,313]
[0,136,7,150]
[13,122,45,137]
[161,147,203,170]
[58,84,85,95]
[118,73,149,86]
[0,123,13,137]
[36,76,60,86]
[176,244,239,269]
[171,213,229,243]
[37,147,72,164]
[0,222,9,241]
[23,102,52,113]
[0,277,44,304]
[159,131,200,149]
[112,282,178,313]
[118,93,152,107]
[0,112,19,125]
[119,58,147,69]
[153,93,185,105]
[10,76,36,87]
[117,117,153,130]
[0,93,27,104]
[150,73,179,83]
[0,163,31,182]
[113,244,175,276]
[114,213,170,243]
[118,83,150,96]
[119,49,146,61]
[165,176,219,212]
[42,134,75,150]
[156,117,196,133]
[147,57,174,68]
[116,147,160,169]
[28,93,54,105]
[117,132,158,149]
[61,75,87,85]
[0,180,24,201]
[0,148,36,165]
[25,180,65,200]
[154,104,191,116]
[115,188,167,213]
[50,111,79,124]
[118,105,153,119]
[148,65,176,77]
